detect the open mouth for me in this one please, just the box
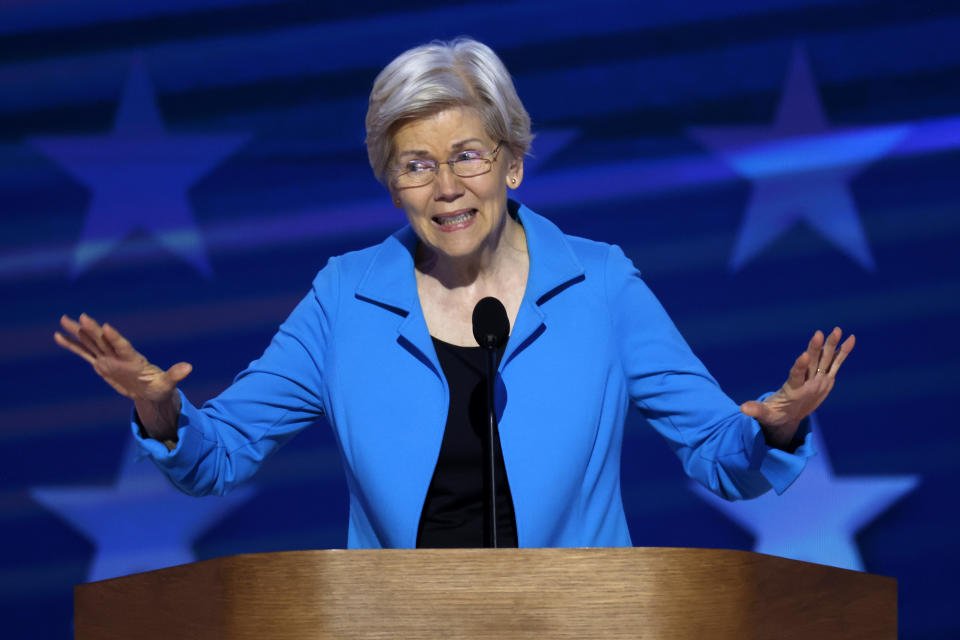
[432,209,477,228]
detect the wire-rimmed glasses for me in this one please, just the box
[391,142,503,188]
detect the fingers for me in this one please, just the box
[166,362,193,384]
[57,314,103,361]
[58,314,84,342]
[799,327,855,381]
[53,329,97,365]
[828,334,855,375]
[815,327,854,377]
[56,314,131,365]
[60,313,105,357]
[805,330,824,379]
[786,351,809,389]
[102,322,136,359]
[78,313,115,357]
[740,400,769,422]
[817,327,842,376]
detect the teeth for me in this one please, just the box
[436,210,474,225]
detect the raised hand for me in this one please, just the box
[54,313,192,441]
[739,327,855,448]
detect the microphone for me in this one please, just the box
[472,297,509,548]
[472,297,510,349]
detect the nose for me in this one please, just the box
[432,163,463,201]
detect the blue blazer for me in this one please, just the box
[134,203,813,548]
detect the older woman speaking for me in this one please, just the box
[54,38,853,549]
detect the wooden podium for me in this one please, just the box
[74,548,896,639]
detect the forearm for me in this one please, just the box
[760,418,804,452]
[134,393,181,449]
[132,371,324,496]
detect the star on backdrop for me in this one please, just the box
[690,414,919,571]
[28,56,250,279]
[31,440,256,582]
[687,46,911,271]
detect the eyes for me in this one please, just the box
[401,149,486,174]
[453,149,485,162]
[403,159,433,174]
[392,142,502,187]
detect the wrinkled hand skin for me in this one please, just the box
[54,313,191,443]
[740,327,855,448]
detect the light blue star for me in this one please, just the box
[688,46,911,271]
[31,440,256,581]
[690,414,919,571]
[28,55,249,278]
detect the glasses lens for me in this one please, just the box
[452,158,489,178]
[395,159,436,187]
[396,171,433,187]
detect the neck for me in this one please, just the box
[416,210,526,291]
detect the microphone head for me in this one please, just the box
[472,297,510,349]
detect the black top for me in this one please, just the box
[416,337,518,548]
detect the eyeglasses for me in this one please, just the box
[391,142,503,188]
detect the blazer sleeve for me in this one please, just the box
[604,244,814,499]
[130,257,340,496]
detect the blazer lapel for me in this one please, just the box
[352,204,586,376]
[354,226,442,378]
[502,203,585,368]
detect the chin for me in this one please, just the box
[429,238,483,260]
[420,223,489,255]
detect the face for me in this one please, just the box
[388,107,523,260]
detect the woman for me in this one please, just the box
[54,38,853,549]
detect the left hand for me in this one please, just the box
[740,327,855,448]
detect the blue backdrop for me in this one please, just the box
[2,1,958,637]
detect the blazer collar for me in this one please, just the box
[513,201,585,305]
[354,200,585,313]
[354,225,420,315]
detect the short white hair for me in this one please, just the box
[365,37,533,185]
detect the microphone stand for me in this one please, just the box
[482,344,498,549]
[473,296,509,549]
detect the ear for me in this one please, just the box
[388,184,404,210]
[506,154,524,190]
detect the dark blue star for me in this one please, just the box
[31,440,256,581]
[688,46,911,271]
[690,414,918,571]
[29,56,249,278]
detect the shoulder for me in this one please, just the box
[517,203,639,280]
[566,234,627,271]
[308,229,412,294]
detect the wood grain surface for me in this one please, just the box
[74,547,896,639]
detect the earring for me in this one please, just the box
[511,177,517,185]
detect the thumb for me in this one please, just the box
[740,400,769,422]
[166,361,193,384]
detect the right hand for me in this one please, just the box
[54,313,192,440]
